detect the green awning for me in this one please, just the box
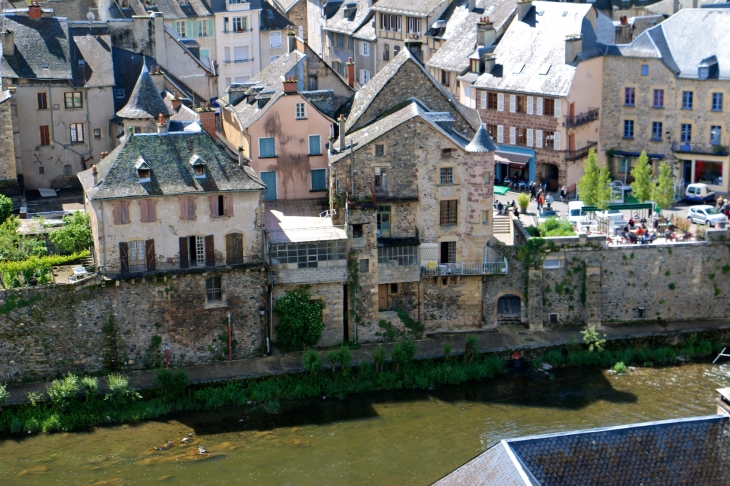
[494,185,510,195]
[582,202,654,212]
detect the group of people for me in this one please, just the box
[716,197,730,217]
[620,212,657,244]
[495,200,521,217]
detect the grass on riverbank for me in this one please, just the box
[0,339,722,435]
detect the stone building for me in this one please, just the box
[0,6,116,190]
[271,0,309,42]
[259,1,291,70]
[323,0,375,85]
[600,8,730,193]
[470,1,612,192]
[114,62,176,137]
[0,89,19,203]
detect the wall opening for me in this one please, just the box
[497,294,522,324]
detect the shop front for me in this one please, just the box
[674,149,729,194]
[493,148,535,188]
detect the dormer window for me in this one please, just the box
[470,59,479,73]
[190,155,207,179]
[135,158,151,183]
[139,169,150,180]
[697,56,717,80]
[194,166,205,177]
[698,65,710,80]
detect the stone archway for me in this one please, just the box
[540,162,560,192]
[493,290,526,326]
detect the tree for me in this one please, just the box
[652,162,675,212]
[0,217,47,262]
[49,211,93,254]
[273,286,325,351]
[630,150,653,202]
[576,149,611,210]
[0,195,12,224]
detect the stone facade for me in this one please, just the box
[0,268,267,382]
[272,282,345,347]
[0,91,17,183]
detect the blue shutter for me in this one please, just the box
[260,138,275,157]
[311,169,326,191]
[208,18,214,38]
[309,135,320,155]
[261,172,277,201]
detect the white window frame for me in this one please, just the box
[70,123,84,143]
[295,103,306,119]
[360,41,370,57]
[197,20,208,37]
[359,69,371,85]
[509,127,516,145]
[497,93,504,112]
[543,259,561,269]
[527,129,534,147]
[536,97,544,116]
[509,94,516,113]
[195,236,205,266]
[175,21,186,37]
[527,96,534,115]
[128,240,146,266]
[233,17,247,32]
[497,125,504,143]
[270,31,282,48]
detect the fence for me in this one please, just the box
[420,259,509,277]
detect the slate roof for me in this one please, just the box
[272,0,301,13]
[603,9,730,80]
[261,1,290,31]
[331,99,472,163]
[79,131,265,200]
[466,125,496,153]
[0,14,72,81]
[645,0,722,16]
[345,48,482,134]
[151,0,212,19]
[70,29,115,88]
[371,0,447,17]
[324,0,372,35]
[472,1,609,97]
[4,0,98,21]
[435,415,730,486]
[426,0,517,74]
[352,17,376,41]
[116,63,175,119]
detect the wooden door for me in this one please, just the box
[378,284,388,309]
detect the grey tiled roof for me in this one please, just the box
[152,0,212,19]
[71,30,115,88]
[645,0,720,16]
[352,17,376,41]
[345,48,481,134]
[116,64,175,119]
[79,131,265,200]
[0,14,72,81]
[324,0,372,35]
[371,0,447,17]
[5,0,98,21]
[432,443,526,486]
[272,0,301,13]
[465,124,496,152]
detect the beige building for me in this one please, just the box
[259,1,290,70]
[600,8,730,194]
[0,7,116,190]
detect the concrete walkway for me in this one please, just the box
[5,319,730,406]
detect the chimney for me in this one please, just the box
[282,76,298,93]
[1,30,13,57]
[692,0,698,7]
[673,0,680,13]
[157,113,167,134]
[516,0,533,22]
[338,114,346,152]
[29,1,42,20]
[476,17,496,47]
[346,58,355,87]
[238,146,247,166]
[404,35,423,64]
[482,53,496,74]
[171,91,182,111]
[565,34,582,65]
[92,164,98,185]
[468,0,476,11]
[287,28,297,54]
[149,65,165,94]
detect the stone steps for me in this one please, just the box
[493,215,511,234]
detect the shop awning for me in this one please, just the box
[613,151,665,159]
[495,151,531,166]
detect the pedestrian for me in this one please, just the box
[537,192,544,211]
[717,197,724,210]
[530,183,536,201]
[497,201,504,215]
[513,204,520,218]
[560,186,566,203]
[546,193,554,209]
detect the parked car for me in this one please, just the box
[597,209,627,230]
[687,205,727,227]
[685,183,715,204]
[567,201,585,226]
[537,209,559,224]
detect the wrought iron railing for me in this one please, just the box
[565,108,599,128]
[420,258,509,276]
[110,256,264,278]
[565,141,598,161]
[671,142,728,156]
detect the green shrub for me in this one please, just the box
[80,376,98,402]
[327,345,352,372]
[302,349,322,375]
[273,287,325,351]
[48,211,93,254]
[391,339,417,371]
[10,416,22,433]
[581,326,606,352]
[105,374,141,406]
[47,373,79,411]
[372,345,387,372]
[0,195,12,224]
[613,362,627,374]
[464,335,478,363]
[27,391,43,407]
[0,383,9,411]
[537,217,576,237]
[24,417,40,433]
[542,349,566,367]
[443,343,452,361]
[155,369,190,401]
[41,414,62,434]
[525,226,541,237]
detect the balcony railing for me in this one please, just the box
[109,256,264,279]
[420,258,509,277]
[671,142,728,156]
[565,108,599,128]
[565,141,598,161]
[222,58,254,64]
[222,29,253,35]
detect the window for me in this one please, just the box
[380,13,401,32]
[623,120,634,139]
[487,124,497,139]
[441,70,449,86]
[360,41,370,57]
[175,21,186,37]
[695,161,723,185]
[393,45,400,56]
[682,91,693,110]
[266,31,281,50]
[698,66,710,80]
[441,148,452,159]
[332,60,343,76]
[64,92,83,109]
[375,144,384,156]
[487,92,498,110]
[62,164,72,177]
[440,241,456,264]
[481,210,489,225]
[440,200,458,225]
[140,199,157,222]
[680,123,692,143]
[210,194,233,217]
[383,44,389,61]
[517,128,527,145]
[39,166,44,174]
[651,121,663,141]
[70,123,84,143]
[113,200,130,225]
[710,126,722,145]
[179,196,196,220]
[194,236,206,266]
[653,89,664,108]
[641,65,649,76]
[406,17,421,34]
[138,167,151,181]
[543,98,555,116]
[206,277,222,302]
[544,130,555,148]
[270,240,347,268]
[624,87,635,106]
[270,55,280,63]
[39,125,50,145]
[389,283,399,294]
[497,125,504,143]
[295,103,306,119]
[359,259,369,273]
[543,259,562,270]
[359,69,370,85]
[37,92,48,110]
[440,167,453,185]
[198,20,208,37]
[128,240,146,267]
[516,95,527,113]
[94,128,101,138]
[259,137,275,157]
[376,206,391,237]
[233,17,247,32]
[352,224,364,238]
[309,135,321,155]
[618,158,631,174]
[378,246,417,266]
[712,93,723,112]
[335,33,344,49]
[374,167,387,191]
[311,169,327,191]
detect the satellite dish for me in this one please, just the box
[87,11,96,21]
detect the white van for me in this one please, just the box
[685,183,715,204]
[567,201,585,225]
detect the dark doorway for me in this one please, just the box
[497,294,522,324]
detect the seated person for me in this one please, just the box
[628,218,637,229]
[497,201,504,214]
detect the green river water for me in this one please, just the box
[1,362,729,485]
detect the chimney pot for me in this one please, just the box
[29,1,42,20]
[1,30,14,57]
[238,146,246,166]
[282,75,298,93]
[92,164,99,184]
[517,0,533,22]
[338,115,346,152]
[346,57,355,88]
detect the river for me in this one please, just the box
[1,362,729,485]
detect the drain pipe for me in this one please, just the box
[227,312,232,361]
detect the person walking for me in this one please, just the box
[560,186,567,203]
[537,192,544,212]
[546,193,554,209]
[530,183,537,201]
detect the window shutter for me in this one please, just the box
[193,19,199,38]
[145,239,156,271]
[509,127,516,145]
[180,197,187,220]
[226,234,234,264]
[140,200,148,223]
[113,201,121,225]
[536,97,543,116]
[179,237,189,268]
[555,100,562,118]
[497,125,504,143]
[536,130,543,148]
[554,132,561,150]
[187,20,194,38]
[225,195,233,217]
[148,200,156,222]
[210,195,219,217]
[497,93,504,112]
[480,91,486,109]
[204,235,215,266]
[509,95,516,113]
[121,201,129,224]
[189,197,196,220]
[119,242,129,273]
[527,96,534,115]
[527,129,534,147]
[234,234,243,263]
[208,19,213,37]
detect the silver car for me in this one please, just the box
[688,205,728,227]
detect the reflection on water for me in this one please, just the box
[1,363,729,485]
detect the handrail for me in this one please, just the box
[565,141,598,161]
[565,107,599,128]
